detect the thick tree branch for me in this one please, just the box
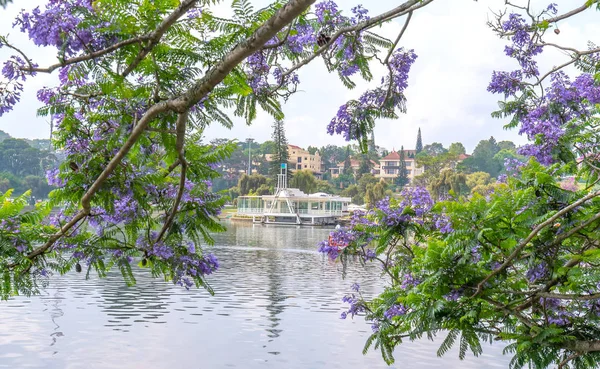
[472,190,600,297]
[19,0,318,265]
[537,292,600,301]
[545,2,592,24]
[563,341,600,353]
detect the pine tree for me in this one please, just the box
[343,146,353,176]
[368,131,376,153]
[395,146,409,187]
[356,154,372,180]
[416,127,423,154]
[270,119,290,180]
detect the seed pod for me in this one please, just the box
[69,161,79,172]
[75,263,82,273]
[554,28,560,35]
[317,33,331,47]
[141,258,147,267]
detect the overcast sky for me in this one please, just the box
[1,0,598,153]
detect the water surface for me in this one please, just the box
[0,222,509,368]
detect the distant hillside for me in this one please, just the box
[0,130,52,150]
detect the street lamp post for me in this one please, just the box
[246,138,254,175]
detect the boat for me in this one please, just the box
[235,163,351,226]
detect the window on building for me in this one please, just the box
[297,164,302,169]
[297,157,302,162]
[304,165,307,168]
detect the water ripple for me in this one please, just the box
[0,222,509,369]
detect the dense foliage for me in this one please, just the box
[319,2,600,368]
[0,0,427,300]
[1,0,600,367]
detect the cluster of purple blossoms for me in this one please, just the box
[363,248,376,262]
[540,298,571,326]
[488,12,541,97]
[328,49,417,141]
[375,197,409,227]
[400,186,433,219]
[526,262,549,283]
[470,245,482,263]
[340,292,365,319]
[14,0,109,57]
[46,168,66,187]
[287,24,316,54]
[489,7,600,165]
[0,56,36,116]
[317,226,357,260]
[314,1,342,25]
[433,214,453,234]
[504,157,525,173]
[517,72,600,164]
[400,273,420,290]
[246,52,270,94]
[384,304,407,319]
[444,289,463,302]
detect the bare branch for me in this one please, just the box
[20,37,147,74]
[383,11,413,65]
[155,112,189,243]
[545,2,592,24]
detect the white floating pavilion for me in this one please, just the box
[236,163,351,225]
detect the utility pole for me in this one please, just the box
[246,138,254,175]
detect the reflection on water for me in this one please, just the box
[0,222,509,369]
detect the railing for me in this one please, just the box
[298,209,343,216]
[238,208,344,216]
[237,208,263,214]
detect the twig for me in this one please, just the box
[155,112,189,243]
[383,11,413,65]
[121,0,200,77]
[282,0,430,79]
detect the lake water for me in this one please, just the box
[0,222,509,369]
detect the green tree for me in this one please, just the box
[270,119,290,181]
[429,169,467,200]
[290,169,317,194]
[414,152,459,187]
[356,154,373,180]
[422,142,447,156]
[415,127,423,154]
[465,171,496,195]
[448,142,466,156]
[364,179,387,206]
[395,146,409,187]
[497,140,516,151]
[461,137,502,177]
